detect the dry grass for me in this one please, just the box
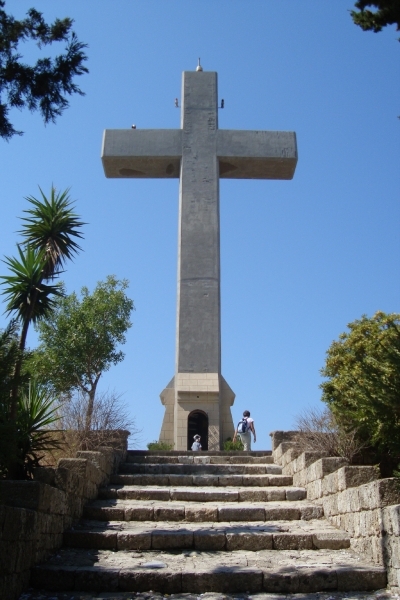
[38,390,141,465]
[293,406,367,463]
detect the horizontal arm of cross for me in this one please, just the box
[102,129,297,180]
[218,130,297,179]
[101,129,182,178]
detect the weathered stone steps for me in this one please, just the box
[110,473,291,487]
[31,548,387,594]
[83,500,323,521]
[127,455,275,464]
[120,463,282,474]
[128,450,272,460]
[26,450,389,596]
[99,485,306,502]
[64,519,351,551]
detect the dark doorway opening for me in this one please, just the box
[187,410,208,450]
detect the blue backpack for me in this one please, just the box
[237,418,248,433]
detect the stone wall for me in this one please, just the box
[270,431,400,590]
[0,433,129,600]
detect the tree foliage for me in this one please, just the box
[0,186,84,420]
[351,1,400,40]
[57,389,140,453]
[0,0,88,140]
[0,320,21,403]
[30,276,134,429]
[2,244,63,324]
[19,186,85,278]
[320,311,400,473]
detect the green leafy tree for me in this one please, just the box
[30,276,134,430]
[320,311,400,475]
[0,0,88,140]
[351,1,400,40]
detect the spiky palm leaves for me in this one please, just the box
[2,245,63,330]
[17,381,62,478]
[19,186,85,279]
[0,186,84,426]
[0,380,62,479]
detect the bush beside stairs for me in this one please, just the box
[29,450,387,595]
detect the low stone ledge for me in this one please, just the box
[383,503,400,536]
[0,504,36,543]
[293,451,329,474]
[383,505,400,588]
[59,457,99,484]
[281,446,302,468]
[272,442,300,465]
[359,479,400,512]
[269,430,298,452]
[323,466,378,496]
[268,431,400,591]
[308,457,349,483]
[305,478,323,501]
[300,458,349,500]
[77,450,108,480]
[0,438,126,600]
[0,480,66,515]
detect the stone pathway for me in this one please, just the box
[19,589,400,599]
[24,451,391,596]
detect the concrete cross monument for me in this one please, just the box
[101,64,297,451]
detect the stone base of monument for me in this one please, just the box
[159,374,235,451]
[29,450,386,596]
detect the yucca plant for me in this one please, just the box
[16,380,61,479]
[1,244,64,420]
[1,186,85,419]
[0,187,84,477]
[0,321,23,478]
[19,186,85,279]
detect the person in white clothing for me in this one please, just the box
[233,410,256,451]
[191,434,202,451]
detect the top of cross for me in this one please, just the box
[101,69,297,181]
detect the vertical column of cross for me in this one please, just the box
[176,71,221,375]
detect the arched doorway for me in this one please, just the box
[187,410,208,450]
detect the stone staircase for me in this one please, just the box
[29,450,387,596]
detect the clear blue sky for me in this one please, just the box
[1,1,399,449]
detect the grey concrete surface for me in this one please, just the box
[101,69,297,450]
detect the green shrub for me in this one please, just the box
[223,437,244,451]
[321,311,400,476]
[147,440,174,451]
[1,380,61,479]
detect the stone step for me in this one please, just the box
[99,485,306,503]
[63,519,351,552]
[128,450,272,457]
[111,473,290,487]
[126,454,274,464]
[119,463,282,475]
[31,548,387,594]
[83,500,323,522]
